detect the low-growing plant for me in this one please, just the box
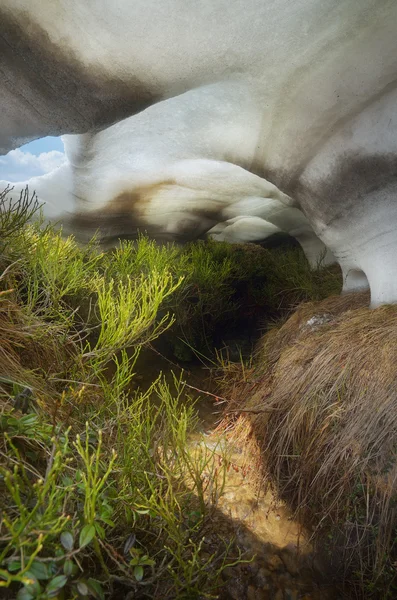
[0,185,343,598]
[0,188,244,599]
[0,377,235,599]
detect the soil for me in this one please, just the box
[136,349,343,600]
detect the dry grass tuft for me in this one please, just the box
[257,290,369,370]
[219,291,397,596]
[0,297,74,405]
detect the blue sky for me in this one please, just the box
[0,136,66,182]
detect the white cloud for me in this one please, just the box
[0,148,67,182]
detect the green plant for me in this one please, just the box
[0,188,243,599]
[0,185,343,599]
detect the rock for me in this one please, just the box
[304,313,333,330]
[285,589,299,600]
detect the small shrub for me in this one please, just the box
[0,189,238,599]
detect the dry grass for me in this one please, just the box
[219,292,397,597]
[0,298,74,399]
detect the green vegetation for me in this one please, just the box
[0,186,342,599]
[158,239,342,362]
[0,188,237,600]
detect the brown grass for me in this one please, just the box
[219,292,397,596]
[0,298,75,407]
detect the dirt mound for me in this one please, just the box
[221,292,397,598]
